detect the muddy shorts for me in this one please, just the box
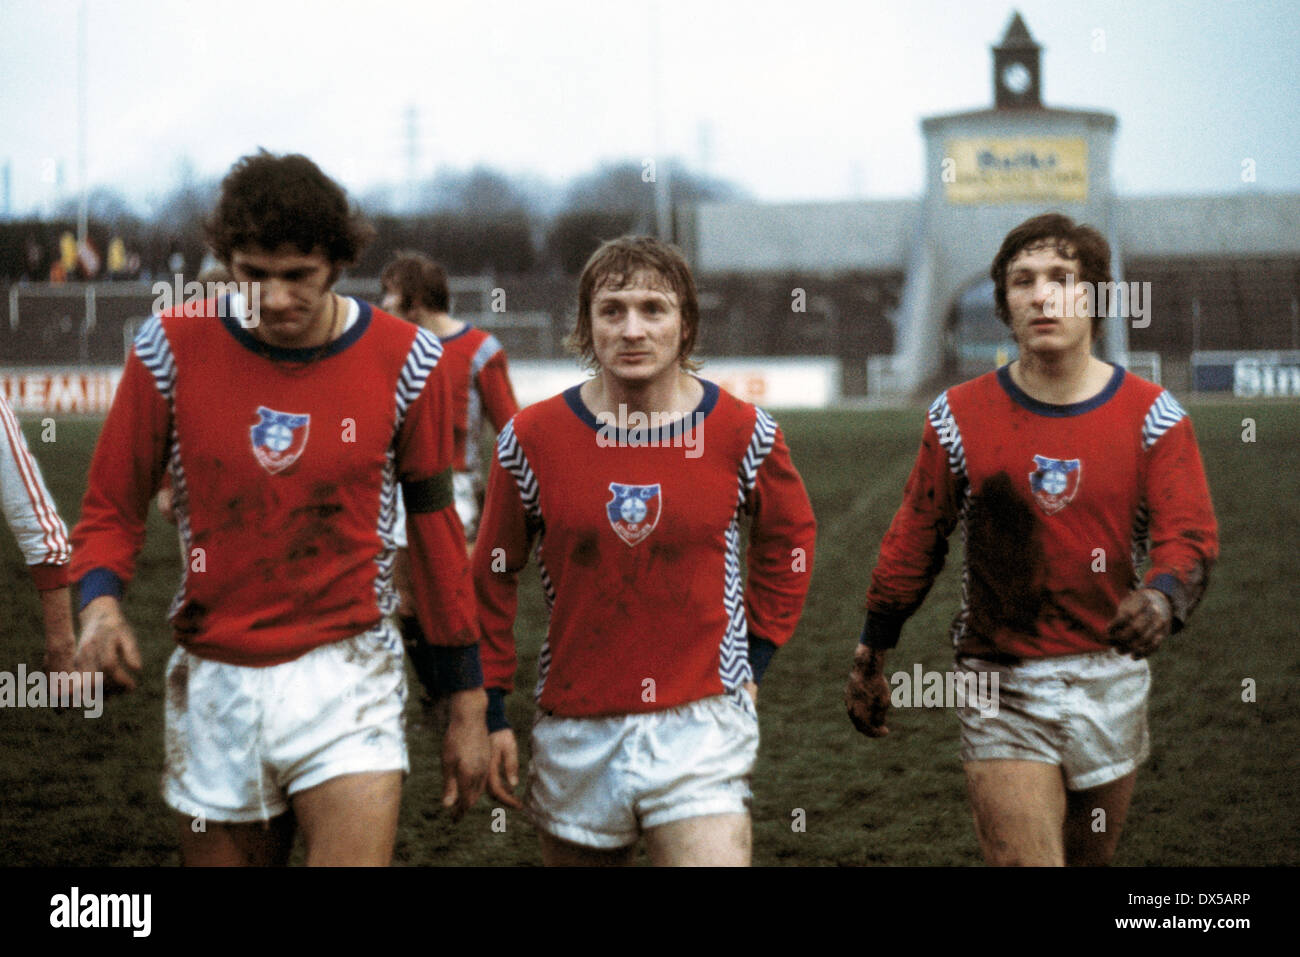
[162,621,408,822]
[956,649,1150,791]
[525,689,759,849]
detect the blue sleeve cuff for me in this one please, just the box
[426,644,483,694]
[400,615,484,696]
[747,634,778,684]
[485,687,510,733]
[860,612,905,650]
[77,569,125,611]
[1144,574,1185,633]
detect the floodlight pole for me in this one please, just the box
[650,0,672,242]
[76,0,88,245]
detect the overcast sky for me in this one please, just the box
[2,0,1298,216]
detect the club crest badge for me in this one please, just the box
[1029,455,1081,514]
[606,483,661,546]
[250,406,310,474]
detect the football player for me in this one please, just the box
[844,212,1218,865]
[476,236,816,865]
[380,251,519,548]
[71,151,488,865]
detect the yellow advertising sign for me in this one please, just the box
[945,137,1088,204]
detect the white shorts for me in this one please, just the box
[162,622,408,823]
[452,471,481,543]
[956,649,1150,791]
[525,690,759,849]
[393,471,481,545]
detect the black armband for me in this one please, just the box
[402,467,455,514]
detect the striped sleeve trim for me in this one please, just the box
[1142,390,1187,450]
[736,408,778,507]
[495,421,543,532]
[133,316,177,400]
[718,516,752,689]
[0,396,70,567]
[495,420,554,700]
[927,391,968,478]
[719,407,779,690]
[396,327,444,423]
[470,334,504,376]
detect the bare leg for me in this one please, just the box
[964,759,1067,866]
[292,771,403,866]
[643,812,751,866]
[1064,771,1137,866]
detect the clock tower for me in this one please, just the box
[993,11,1042,109]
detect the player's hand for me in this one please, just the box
[75,596,142,693]
[1107,588,1172,660]
[42,641,75,676]
[486,728,523,809]
[155,486,177,525]
[744,681,758,707]
[845,644,891,738]
[441,687,490,820]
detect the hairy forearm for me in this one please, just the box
[39,585,76,656]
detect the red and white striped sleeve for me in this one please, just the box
[0,394,72,590]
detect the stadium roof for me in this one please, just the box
[690,193,1300,273]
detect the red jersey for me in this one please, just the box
[865,365,1218,660]
[475,381,816,717]
[436,325,518,473]
[71,298,476,666]
[1,393,71,590]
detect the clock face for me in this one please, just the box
[1002,61,1032,95]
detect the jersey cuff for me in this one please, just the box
[1144,573,1187,633]
[861,611,905,650]
[30,562,69,592]
[747,634,778,684]
[485,687,510,732]
[402,468,455,514]
[77,568,124,610]
[400,617,485,696]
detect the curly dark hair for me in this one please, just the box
[566,236,701,372]
[381,252,450,314]
[990,212,1112,340]
[206,151,374,266]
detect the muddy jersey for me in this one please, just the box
[71,298,476,666]
[864,365,1218,660]
[475,380,817,717]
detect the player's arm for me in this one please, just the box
[846,417,962,736]
[743,424,816,703]
[472,443,534,809]
[476,348,520,434]
[1108,412,1219,659]
[396,359,487,819]
[70,348,171,692]
[0,395,75,672]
